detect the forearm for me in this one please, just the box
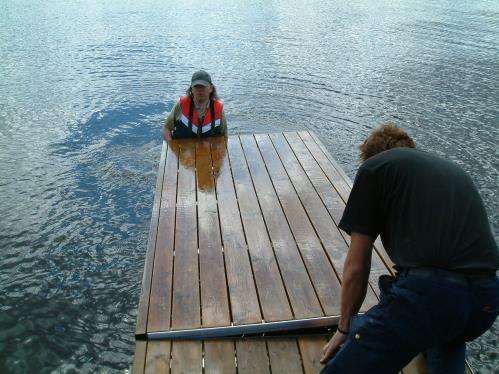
[338,232,373,331]
[320,232,374,364]
[338,261,370,330]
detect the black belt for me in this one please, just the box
[402,268,496,285]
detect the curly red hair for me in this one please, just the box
[359,123,416,161]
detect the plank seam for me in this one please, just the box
[273,132,343,285]
[212,138,236,326]
[250,134,326,317]
[282,131,352,275]
[308,131,353,188]
[168,143,179,333]
[234,135,297,322]
[227,135,265,322]
[195,142,203,330]
[136,141,168,333]
[210,140,233,328]
[299,132,394,276]
[283,131,381,301]
[137,141,168,373]
[295,132,387,293]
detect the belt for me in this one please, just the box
[402,268,496,285]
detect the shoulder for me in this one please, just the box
[363,148,472,190]
[362,148,430,172]
[365,147,419,163]
[172,99,182,112]
[179,95,190,105]
[368,148,463,173]
[165,100,183,121]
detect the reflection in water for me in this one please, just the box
[169,137,226,192]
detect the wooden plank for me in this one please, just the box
[307,131,390,269]
[171,341,202,374]
[133,341,147,374]
[148,143,178,332]
[298,336,328,374]
[283,131,386,296]
[269,133,378,310]
[204,341,236,374]
[253,134,341,316]
[211,137,262,325]
[136,141,168,335]
[267,339,303,374]
[298,131,395,275]
[301,131,394,285]
[298,132,351,203]
[196,140,231,327]
[308,131,353,188]
[288,132,390,295]
[235,340,270,373]
[227,137,293,322]
[196,140,236,374]
[170,140,202,373]
[171,140,200,329]
[287,132,349,231]
[212,137,269,371]
[270,133,347,270]
[145,341,171,374]
[239,134,323,319]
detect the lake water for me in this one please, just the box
[1,0,498,372]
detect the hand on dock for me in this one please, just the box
[320,330,347,364]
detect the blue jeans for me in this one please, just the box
[321,269,499,374]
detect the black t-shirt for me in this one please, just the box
[339,148,499,271]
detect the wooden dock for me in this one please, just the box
[132,131,451,373]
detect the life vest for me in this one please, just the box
[172,96,224,138]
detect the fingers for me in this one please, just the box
[319,331,348,364]
[320,344,337,364]
[322,343,328,355]
[320,340,338,364]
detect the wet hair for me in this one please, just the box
[186,84,219,101]
[359,123,416,161]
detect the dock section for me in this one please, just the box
[133,131,419,373]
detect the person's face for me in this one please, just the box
[192,84,213,103]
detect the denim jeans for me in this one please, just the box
[320,269,499,374]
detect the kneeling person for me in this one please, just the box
[320,123,499,373]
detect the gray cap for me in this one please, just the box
[191,70,212,87]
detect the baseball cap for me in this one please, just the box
[191,70,212,87]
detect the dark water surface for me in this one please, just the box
[1,0,498,372]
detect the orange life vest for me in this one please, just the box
[172,95,224,138]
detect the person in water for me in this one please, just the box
[163,70,227,140]
[320,123,499,373]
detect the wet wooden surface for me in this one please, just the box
[133,132,425,373]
